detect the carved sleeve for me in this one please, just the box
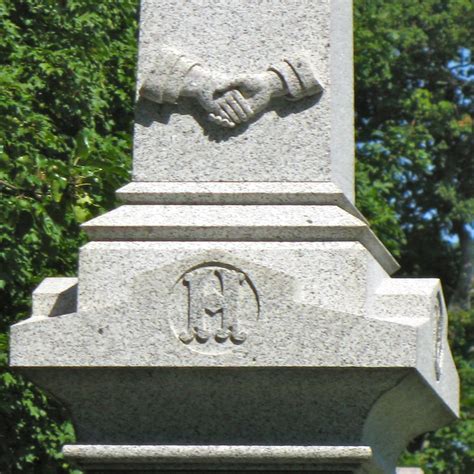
[140,47,201,104]
[268,55,322,100]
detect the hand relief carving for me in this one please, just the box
[140,47,323,128]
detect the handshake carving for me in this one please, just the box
[140,47,323,128]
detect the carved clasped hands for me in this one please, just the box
[140,47,323,128]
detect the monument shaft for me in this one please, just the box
[133,0,354,200]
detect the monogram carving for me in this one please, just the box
[175,263,258,346]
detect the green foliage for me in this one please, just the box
[354,0,473,472]
[354,0,473,294]
[0,0,138,471]
[0,369,78,473]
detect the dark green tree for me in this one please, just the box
[354,0,473,301]
[0,0,138,471]
[354,1,473,472]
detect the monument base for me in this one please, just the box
[13,366,454,474]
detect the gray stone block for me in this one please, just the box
[116,182,363,216]
[31,277,77,319]
[134,0,354,202]
[10,239,458,472]
[81,205,399,274]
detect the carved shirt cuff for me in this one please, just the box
[268,55,323,100]
[141,48,201,104]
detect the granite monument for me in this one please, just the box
[10,1,458,473]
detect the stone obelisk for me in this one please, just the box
[10,1,458,473]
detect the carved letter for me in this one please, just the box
[179,266,249,344]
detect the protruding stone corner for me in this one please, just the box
[370,276,460,415]
[31,277,77,319]
[371,277,446,323]
[362,369,458,474]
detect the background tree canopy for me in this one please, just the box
[0,0,472,472]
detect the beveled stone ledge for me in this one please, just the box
[63,444,372,472]
[81,205,399,275]
[116,182,364,220]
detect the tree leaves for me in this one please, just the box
[355,1,473,471]
[355,0,473,297]
[0,1,138,471]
